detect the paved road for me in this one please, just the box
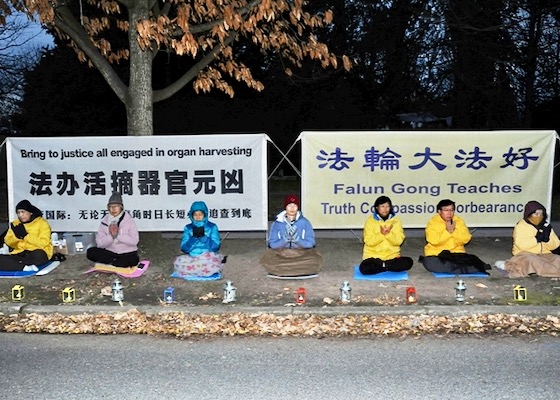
[0,334,558,399]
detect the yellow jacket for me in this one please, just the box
[4,216,53,259]
[512,219,560,255]
[362,213,405,261]
[424,214,471,256]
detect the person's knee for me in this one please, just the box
[420,256,443,272]
[359,258,385,275]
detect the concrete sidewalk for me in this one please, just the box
[0,230,559,316]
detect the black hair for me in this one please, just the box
[437,199,455,211]
[374,196,393,209]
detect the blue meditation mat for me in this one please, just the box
[353,265,408,281]
[431,271,489,278]
[0,261,61,278]
[170,271,222,281]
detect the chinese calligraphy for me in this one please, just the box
[316,146,539,171]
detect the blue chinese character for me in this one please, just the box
[317,148,355,171]
[363,147,401,171]
[455,146,492,170]
[500,147,539,170]
[409,147,446,171]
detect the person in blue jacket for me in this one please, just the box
[173,201,223,278]
[268,194,316,250]
[260,194,323,277]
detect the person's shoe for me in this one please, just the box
[494,260,506,270]
[23,265,38,272]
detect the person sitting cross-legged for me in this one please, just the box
[419,199,490,275]
[87,192,140,267]
[173,201,224,278]
[359,196,413,275]
[1,200,53,271]
[498,200,560,278]
[259,194,323,277]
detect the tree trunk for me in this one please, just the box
[447,0,518,128]
[523,1,543,128]
[126,1,153,136]
[382,0,424,115]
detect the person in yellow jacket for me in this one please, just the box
[1,200,53,271]
[500,200,560,277]
[420,199,490,274]
[359,196,413,274]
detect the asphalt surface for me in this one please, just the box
[2,334,559,399]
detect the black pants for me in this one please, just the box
[0,250,49,271]
[87,247,139,267]
[359,256,413,275]
[420,255,488,274]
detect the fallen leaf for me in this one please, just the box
[198,292,219,301]
[476,283,488,288]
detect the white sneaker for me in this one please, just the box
[23,265,38,272]
[0,244,9,255]
[494,260,506,271]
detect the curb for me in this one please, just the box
[1,304,558,317]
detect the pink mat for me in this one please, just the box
[83,260,150,278]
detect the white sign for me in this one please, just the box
[7,134,268,231]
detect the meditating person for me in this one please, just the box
[419,199,490,274]
[359,195,413,274]
[260,194,323,277]
[1,199,53,271]
[173,201,224,277]
[87,192,140,267]
[497,200,560,277]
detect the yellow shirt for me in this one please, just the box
[362,214,405,261]
[424,214,471,256]
[512,219,560,255]
[4,216,53,259]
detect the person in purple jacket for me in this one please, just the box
[86,192,140,267]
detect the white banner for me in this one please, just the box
[301,130,557,228]
[7,134,268,232]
